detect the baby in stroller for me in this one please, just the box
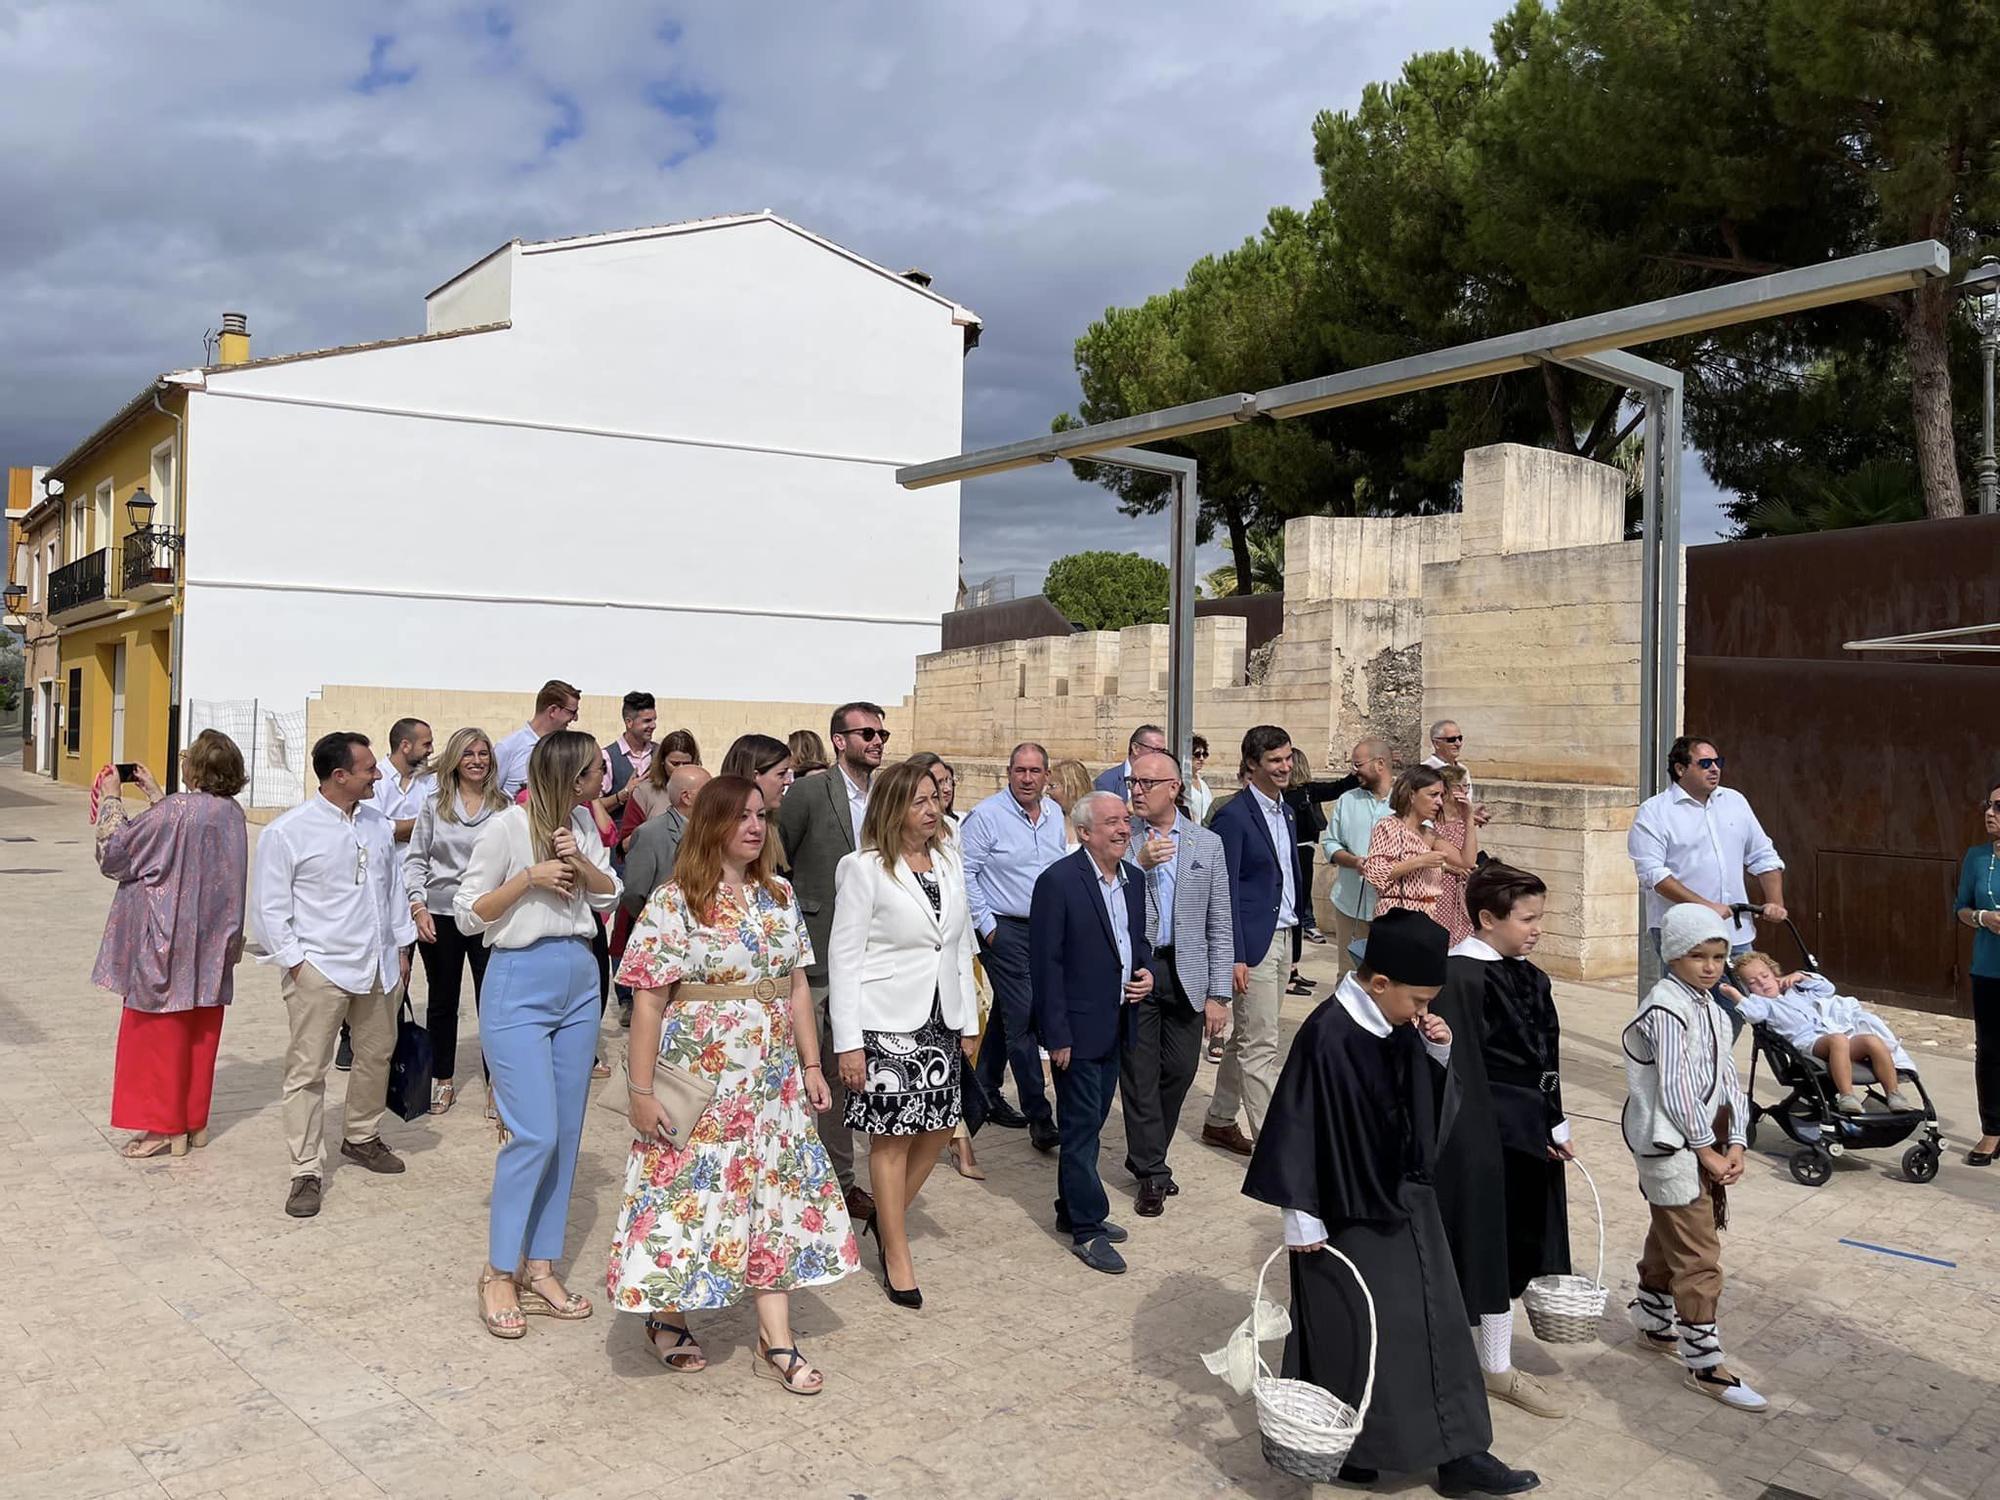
[1721,953,1916,1116]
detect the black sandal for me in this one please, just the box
[644,1316,706,1371]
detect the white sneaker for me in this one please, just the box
[1684,1364,1769,1412]
[1834,1091,1865,1115]
[1882,1089,1916,1112]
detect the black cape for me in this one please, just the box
[1431,953,1572,1315]
[1243,995,1490,1474]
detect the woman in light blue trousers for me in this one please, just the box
[455,730,621,1339]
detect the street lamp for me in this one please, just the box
[1975,257,2000,518]
[2,583,23,612]
[125,489,157,532]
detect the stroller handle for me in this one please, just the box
[1727,903,1821,972]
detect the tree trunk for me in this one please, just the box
[1225,503,1254,596]
[1903,279,1966,521]
[1541,363,1579,452]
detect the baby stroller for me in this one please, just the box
[1733,905,1944,1188]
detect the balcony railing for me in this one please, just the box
[122,529,177,599]
[49,549,109,617]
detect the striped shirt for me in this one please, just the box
[1631,977,1747,1148]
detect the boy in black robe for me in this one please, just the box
[1243,908,1539,1497]
[1431,862,1575,1421]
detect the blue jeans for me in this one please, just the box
[976,917,1051,1123]
[480,935,600,1271]
[1052,1051,1121,1242]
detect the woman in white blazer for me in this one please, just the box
[829,760,980,1309]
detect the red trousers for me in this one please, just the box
[111,1006,224,1134]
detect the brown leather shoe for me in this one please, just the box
[844,1185,876,1222]
[1135,1180,1168,1217]
[1201,1122,1255,1156]
[340,1137,406,1174]
[285,1176,322,1218]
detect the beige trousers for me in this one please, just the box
[1205,930,1291,1138]
[1328,908,1371,978]
[281,963,397,1179]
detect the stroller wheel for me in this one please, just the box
[1901,1143,1941,1184]
[1789,1147,1833,1188]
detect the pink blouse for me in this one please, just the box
[1360,817,1442,918]
[1433,817,1473,946]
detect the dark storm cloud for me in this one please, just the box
[8,0,1682,596]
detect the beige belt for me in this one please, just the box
[676,978,787,1002]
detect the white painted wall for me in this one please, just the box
[425,244,515,334]
[179,215,968,794]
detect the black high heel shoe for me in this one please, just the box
[861,1218,923,1309]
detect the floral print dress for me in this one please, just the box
[607,877,857,1312]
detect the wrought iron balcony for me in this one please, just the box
[122,528,177,602]
[49,549,109,619]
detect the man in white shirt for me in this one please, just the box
[254,731,417,1220]
[495,679,580,799]
[1627,735,1787,961]
[343,716,432,1072]
[1424,718,1491,827]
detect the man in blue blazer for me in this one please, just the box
[1030,790,1154,1274]
[1201,724,1299,1157]
[1093,724,1168,803]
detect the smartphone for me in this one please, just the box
[115,763,138,783]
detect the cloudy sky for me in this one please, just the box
[0,0,1732,592]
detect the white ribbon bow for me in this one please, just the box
[1199,1295,1292,1395]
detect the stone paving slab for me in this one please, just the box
[2,765,1998,1499]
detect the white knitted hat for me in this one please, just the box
[1659,903,1732,962]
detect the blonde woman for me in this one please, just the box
[829,762,981,1307]
[407,727,510,1113]
[455,731,621,1339]
[609,776,855,1391]
[1048,759,1096,842]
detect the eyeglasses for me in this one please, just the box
[354,839,369,887]
[1694,756,1725,771]
[1191,750,1208,760]
[1436,735,1464,745]
[1128,777,1177,793]
[842,727,891,744]
[1985,799,2000,813]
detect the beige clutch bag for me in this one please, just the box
[595,1055,716,1151]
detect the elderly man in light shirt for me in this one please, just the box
[253,731,417,1220]
[1627,734,1787,969]
[1424,717,1491,827]
[962,741,1071,1151]
[1323,736,1396,976]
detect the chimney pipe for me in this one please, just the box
[217,311,250,366]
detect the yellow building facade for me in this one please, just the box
[45,390,186,789]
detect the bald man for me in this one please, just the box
[619,766,711,922]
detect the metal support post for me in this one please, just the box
[1085,448,1199,770]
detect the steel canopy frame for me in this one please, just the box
[900,239,1952,984]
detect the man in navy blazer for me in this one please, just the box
[1030,790,1154,1274]
[1093,724,1168,803]
[1201,724,1299,1157]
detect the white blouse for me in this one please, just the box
[453,805,621,950]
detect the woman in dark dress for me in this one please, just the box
[827,761,983,1308]
[1243,909,1538,1496]
[1430,863,1575,1422]
[1282,754,1361,991]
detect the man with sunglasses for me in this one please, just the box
[1627,735,1787,971]
[1424,719,1491,828]
[777,700,891,1223]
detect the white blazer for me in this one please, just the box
[827,843,980,1055]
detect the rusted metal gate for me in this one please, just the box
[1683,513,2000,1015]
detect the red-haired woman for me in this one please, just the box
[607,776,858,1392]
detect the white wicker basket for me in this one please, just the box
[1250,1244,1377,1483]
[1522,1157,1609,1344]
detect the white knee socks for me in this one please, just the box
[1474,1308,1514,1375]
[1676,1317,1724,1371]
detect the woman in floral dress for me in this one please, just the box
[1433,764,1480,947]
[608,774,856,1394]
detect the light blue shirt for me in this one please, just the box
[1096,857,1134,988]
[494,723,539,799]
[1250,782,1296,928]
[962,788,1069,936]
[1325,785,1394,921]
[1141,816,1183,949]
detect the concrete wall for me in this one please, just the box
[179,214,969,767]
[902,442,1668,980]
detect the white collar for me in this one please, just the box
[1449,936,1503,962]
[1249,782,1283,817]
[313,793,359,825]
[1669,781,1720,808]
[1335,972,1392,1038]
[839,764,870,799]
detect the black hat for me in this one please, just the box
[1361,908,1449,987]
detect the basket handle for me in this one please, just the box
[1568,1156,1605,1290]
[1250,1242,1379,1428]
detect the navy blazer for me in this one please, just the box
[1210,785,1297,967]
[1028,848,1153,1063]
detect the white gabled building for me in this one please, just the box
[173,212,978,795]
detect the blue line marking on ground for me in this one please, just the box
[1836,1238,1956,1268]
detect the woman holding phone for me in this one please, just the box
[455,731,620,1339]
[89,733,249,1158]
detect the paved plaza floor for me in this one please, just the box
[3,763,1999,1499]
